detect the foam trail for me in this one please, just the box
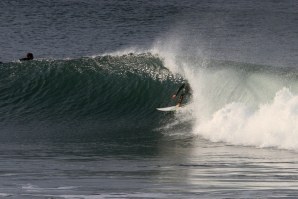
[192,67,298,151]
[190,66,298,150]
[196,88,298,150]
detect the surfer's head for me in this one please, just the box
[26,53,34,60]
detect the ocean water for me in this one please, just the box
[1,0,298,198]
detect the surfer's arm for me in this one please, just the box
[175,83,185,95]
[172,83,185,99]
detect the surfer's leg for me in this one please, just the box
[177,94,184,107]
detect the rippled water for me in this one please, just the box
[1,0,298,198]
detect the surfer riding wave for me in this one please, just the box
[172,82,192,107]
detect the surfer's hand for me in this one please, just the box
[172,95,176,99]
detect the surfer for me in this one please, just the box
[172,82,192,107]
[20,53,34,61]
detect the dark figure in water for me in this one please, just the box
[172,82,192,107]
[20,53,34,61]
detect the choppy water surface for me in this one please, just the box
[1,0,298,198]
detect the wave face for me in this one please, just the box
[1,51,298,151]
[0,53,183,142]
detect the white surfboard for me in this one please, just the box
[156,106,181,112]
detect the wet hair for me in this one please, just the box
[27,53,33,60]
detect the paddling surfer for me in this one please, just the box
[20,53,34,61]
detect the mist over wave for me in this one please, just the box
[152,41,298,151]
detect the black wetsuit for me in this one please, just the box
[175,83,191,104]
[20,53,34,61]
